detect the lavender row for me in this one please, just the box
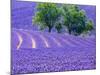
[11,29,95,49]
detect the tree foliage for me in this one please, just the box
[85,20,94,31]
[61,4,93,35]
[33,3,61,32]
[33,3,94,35]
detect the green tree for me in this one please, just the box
[61,4,93,35]
[33,3,61,32]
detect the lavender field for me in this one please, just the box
[11,29,96,74]
[11,0,96,75]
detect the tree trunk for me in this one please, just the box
[68,24,71,34]
[48,27,52,32]
[57,29,61,33]
[69,29,71,34]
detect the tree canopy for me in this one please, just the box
[33,3,61,32]
[61,4,93,35]
[33,3,94,36]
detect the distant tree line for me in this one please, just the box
[33,3,94,36]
